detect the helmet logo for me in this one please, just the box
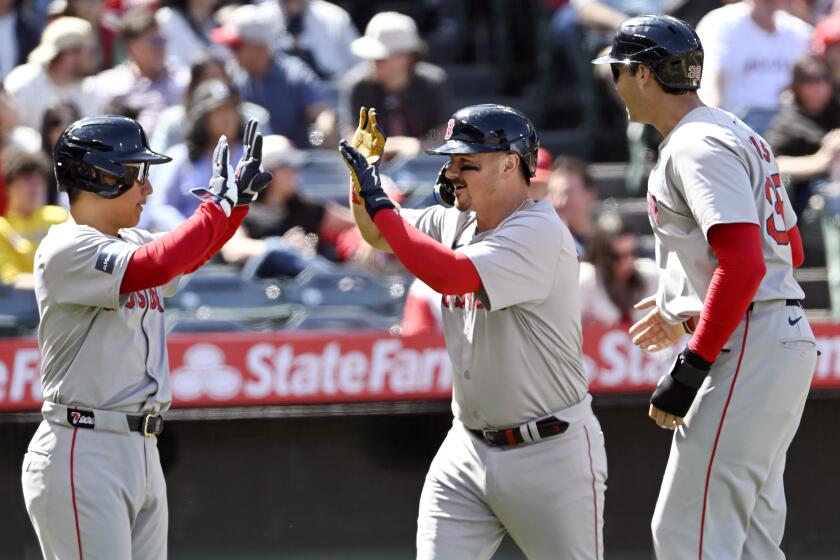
[687,65,702,80]
[444,119,455,140]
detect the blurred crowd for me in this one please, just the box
[3,0,840,333]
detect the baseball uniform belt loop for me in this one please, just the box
[748,299,803,313]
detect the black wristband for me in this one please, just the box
[673,348,712,389]
[364,192,395,219]
[650,374,698,418]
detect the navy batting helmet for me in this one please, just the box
[54,115,171,199]
[426,104,539,177]
[592,15,703,91]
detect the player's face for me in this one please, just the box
[444,152,507,213]
[610,63,646,122]
[107,164,153,228]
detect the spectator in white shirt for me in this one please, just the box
[259,0,360,79]
[4,17,99,130]
[696,0,813,115]
[156,0,230,73]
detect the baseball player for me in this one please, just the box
[20,116,271,559]
[339,105,607,560]
[593,16,818,559]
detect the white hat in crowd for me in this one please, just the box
[261,135,307,170]
[211,4,275,48]
[29,17,94,66]
[350,12,423,60]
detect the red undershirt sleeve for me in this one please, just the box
[120,203,247,294]
[788,224,804,268]
[184,205,249,274]
[373,209,483,295]
[687,222,766,362]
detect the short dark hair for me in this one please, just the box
[120,8,158,42]
[628,62,693,96]
[551,155,596,191]
[2,149,50,185]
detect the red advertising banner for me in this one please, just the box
[2,323,840,412]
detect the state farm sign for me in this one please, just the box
[2,324,840,412]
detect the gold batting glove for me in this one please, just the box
[350,107,386,166]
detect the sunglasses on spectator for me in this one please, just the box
[801,73,831,84]
[610,248,639,261]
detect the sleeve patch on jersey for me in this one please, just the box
[95,248,119,274]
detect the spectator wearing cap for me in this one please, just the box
[47,0,117,71]
[547,155,599,257]
[88,9,188,135]
[340,11,448,159]
[141,79,245,230]
[0,149,68,284]
[221,133,354,275]
[0,0,40,80]
[528,147,554,200]
[4,17,100,129]
[259,0,360,80]
[156,0,230,74]
[151,55,271,153]
[212,4,335,149]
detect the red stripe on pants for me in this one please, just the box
[699,312,751,559]
[70,427,84,560]
[584,425,600,559]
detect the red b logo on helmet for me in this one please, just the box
[444,119,455,140]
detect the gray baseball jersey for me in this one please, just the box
[648,106,804,323]
[646,106,817,558]
[404,198,588,429]
[34,222,178,413]
[405,198,606,560]
[22,221,178,560]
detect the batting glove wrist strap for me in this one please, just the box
[338,140,395,219]
[650,349,712,417]
[433,163,455,208]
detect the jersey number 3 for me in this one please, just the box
[749,136,788,245]
[764,173,788,245]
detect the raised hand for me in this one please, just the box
[338,139,394,219]
[190,135,237,216]
[350,107,387,166]
[235,119,273,205]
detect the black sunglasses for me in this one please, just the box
[124,162,150,184]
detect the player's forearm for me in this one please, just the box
[373,209,482,295]
[788,224,804,268]
[185,206,249,274]
[120,202,232,294]
[688,223,766,362]
[352,194,393,252]
[775,153,832,181]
